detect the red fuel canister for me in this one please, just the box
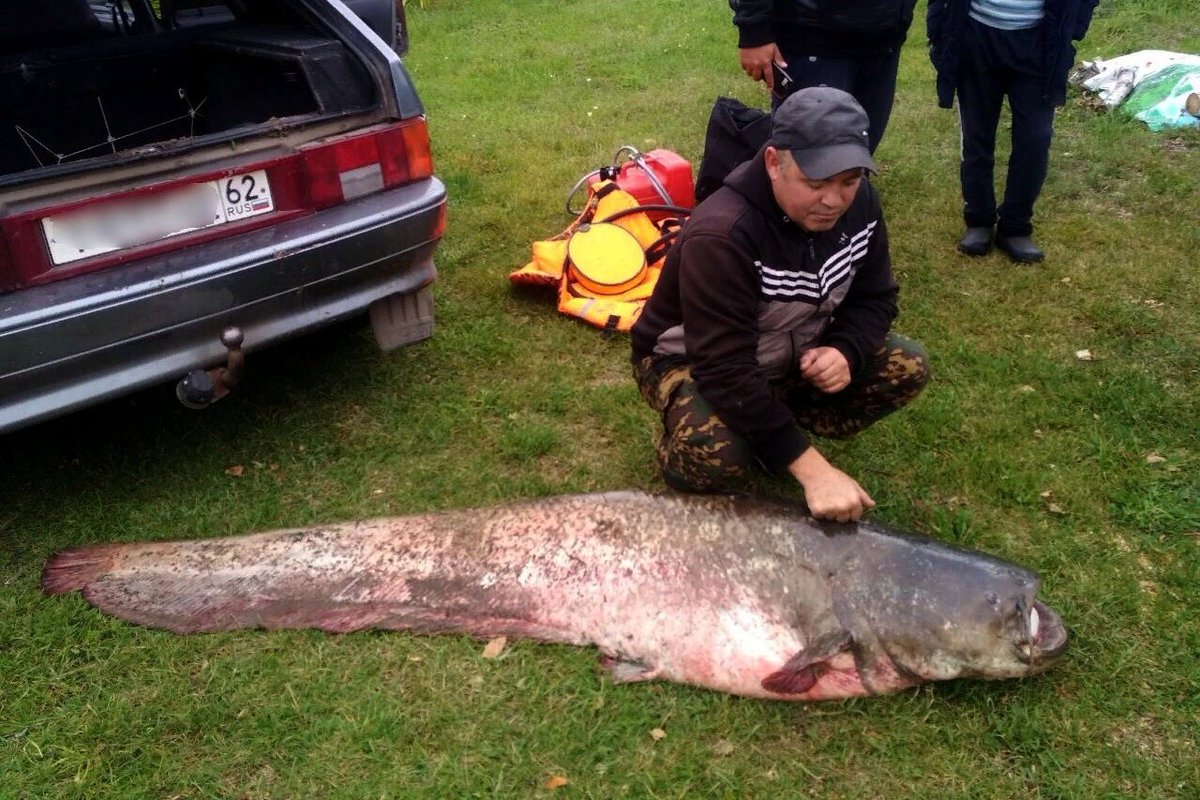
[611,149,695,214]
[571,148,694,223]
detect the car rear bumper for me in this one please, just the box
[0,176,445,434]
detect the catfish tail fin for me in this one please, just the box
[41,543,121,595]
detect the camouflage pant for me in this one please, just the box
[633,333,931,492]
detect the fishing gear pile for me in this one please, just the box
[509,147,694,333]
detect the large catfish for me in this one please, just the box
[42,491,1068,701]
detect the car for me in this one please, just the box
[0,0,446,433]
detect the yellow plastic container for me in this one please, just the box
[566,223,648,296]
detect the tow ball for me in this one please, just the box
[175,327,245,410]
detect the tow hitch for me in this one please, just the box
[176,327,245,410]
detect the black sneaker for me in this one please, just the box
[957,226,993,256]
[995,235,1045,263]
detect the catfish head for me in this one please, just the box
[803,520,1070,695]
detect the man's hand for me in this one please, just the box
[787,447,875,522]
[738,44,784,89]
[800,347,851,393]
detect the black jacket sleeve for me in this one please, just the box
[678,231,810,473]
[1072,0,1099,40]
[729,0,776,48]
[926,0,947,51]
[821,188,899,375]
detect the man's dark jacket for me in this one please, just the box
[927,0,1100,107]
[631,153,898,473]
[730,0,919,57]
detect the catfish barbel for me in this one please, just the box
[42,491,1068,700]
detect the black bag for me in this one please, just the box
[693,96,772,205]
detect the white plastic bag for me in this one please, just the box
[1071,50,1200,109]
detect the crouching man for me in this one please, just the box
[631,87,929,522]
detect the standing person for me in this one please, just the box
[927,0,1099,262]
[730,0,919,152]
[631,88,930,523]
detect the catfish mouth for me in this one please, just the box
[1024,600,1069,667]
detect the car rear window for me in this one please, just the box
[0,0,377,180]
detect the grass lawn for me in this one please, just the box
[2,0,1198,797]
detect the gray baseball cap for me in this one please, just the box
[769,86,878,180]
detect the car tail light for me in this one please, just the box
[301,117,433,210]
[0,118,436,291]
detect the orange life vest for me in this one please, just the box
[509,180,684,333]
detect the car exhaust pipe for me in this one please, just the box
[175,327,245,410]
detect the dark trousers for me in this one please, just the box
[634,334,930,492]
[956,19,1055,237]
[771,48,903,153]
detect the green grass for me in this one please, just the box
[3,0,1199,797]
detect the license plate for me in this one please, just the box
[42,169,275,266]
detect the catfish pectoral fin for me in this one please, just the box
[761,663,819,695]
[761,630,854,695]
